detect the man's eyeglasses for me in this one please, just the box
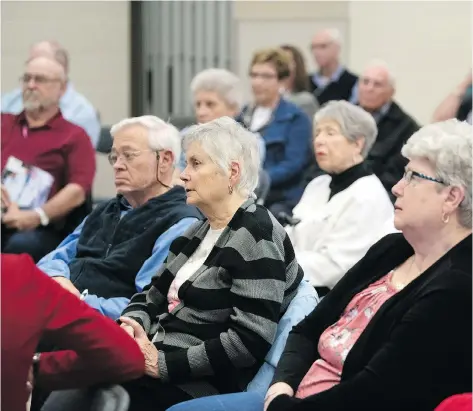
[108,150,153,166]
[403,169,446,185]
[20,74,62,85]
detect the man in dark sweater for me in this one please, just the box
[355,60,420,201]
[307,28,358,105]
[37,115,202,320]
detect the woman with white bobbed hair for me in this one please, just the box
[42,117,304,411]
[190,68,244,124]
[165,120,472,411]
[282,101,394,296]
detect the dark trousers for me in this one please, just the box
[1,224,63,262]
[41,378,193,411]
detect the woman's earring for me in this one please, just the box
[442,213,450,224]
[228,185,234,195]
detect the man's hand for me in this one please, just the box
[119,316,159,378]
[2,203,41,231]
[53,277,81,298]
[1,185,11,210]
[264,382,295,411]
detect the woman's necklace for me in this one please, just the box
[391,256,417,290]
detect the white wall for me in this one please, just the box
[234,0,472,125]
[348,1,471,124]
[1,0,131,125]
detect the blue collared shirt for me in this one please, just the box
[37,206,198,320]
[1,82,100,148]
[371,101,392,123]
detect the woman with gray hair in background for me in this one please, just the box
[183,68,265,164]
[283,100,394,296]
[175,69,267,193]
[42,117,303,411]
[167,119,472,411]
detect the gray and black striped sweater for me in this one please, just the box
[121,198,303,398]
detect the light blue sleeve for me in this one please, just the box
[1,88,23,114]
[36,218,87,279]
[246,280,319,395]
[71,110,101,148]
[84,217,199,320]
[135,217,199,291]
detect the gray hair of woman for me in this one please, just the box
[402,119,472,228]
[190,68,244,112]
[314,100,378,158]
[182,116,261,198]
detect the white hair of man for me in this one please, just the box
[364,59,397,88]
[402,119,472,228]
[110,115,181,166]
[325,28,342,47]
[190,68,244,112]
[183,116,261,197]
[314,100,378,158]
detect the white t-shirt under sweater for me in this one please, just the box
[167,227,224,312]
[250,106,272,132]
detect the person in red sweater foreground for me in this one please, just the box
[435,393,472,411]
[1,253,145,411]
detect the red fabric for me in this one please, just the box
[435,394,472,411]
[1,253,145,411]
[1,111,96,198]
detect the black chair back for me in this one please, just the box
[97,127,113,154]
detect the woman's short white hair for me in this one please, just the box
[110,115,181,165]
[402,119,472,228]
[314,101,378,158]
[190,68,244,112]
[182,116,260,197]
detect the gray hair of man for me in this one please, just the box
[182,116,261,197]
[402,119,472,228]
[29,40,69,75]
[190,68,244,112]
[110,115,181,166]
[363,59,397,88]
[325,28,342,47]
[314,100,378,158]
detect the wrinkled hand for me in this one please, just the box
[1,185,11,210]
[2,203,41,231]
[264,382,294,411]
[53,277,81,298]
[120,323,135,339]
[119,317,159,378]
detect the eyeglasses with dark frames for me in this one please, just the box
[402,169,446,185]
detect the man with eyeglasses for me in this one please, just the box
[307,28,358,105]
[1,40,100,148]
[36,115,202,321]
[1,56,96,262]
[354,59,419,202]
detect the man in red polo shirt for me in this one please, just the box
[1,55,95,261]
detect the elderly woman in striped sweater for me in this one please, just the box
[41,117,304,411]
